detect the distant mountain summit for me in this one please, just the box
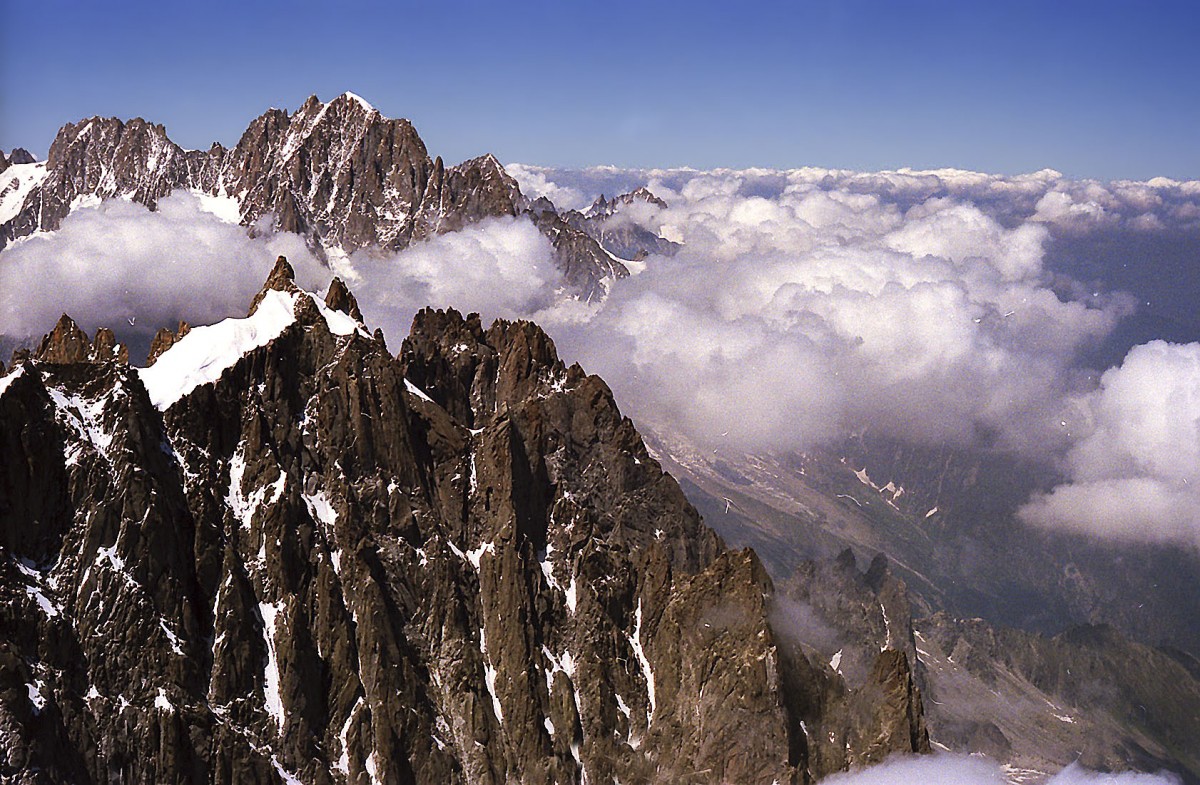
[0,94,677,301]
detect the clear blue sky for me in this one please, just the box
[2,0,1198,179]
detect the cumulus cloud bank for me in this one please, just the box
[1020,340,1200,549]
[541,170,1133,457]
[819,754,1181,785]
[0,194,561,361]
[4,163,1200,550]
[0,191,327,349]
[337,215,561,338]
[517,164,1200,550]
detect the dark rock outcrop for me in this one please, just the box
[324,277,362,322]
[771,550,929,778]
[916,614,1200,782]
[0,265,926,783]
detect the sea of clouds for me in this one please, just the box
[2,165,1199,553]
[818,753,1181,785]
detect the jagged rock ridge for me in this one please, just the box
[0,261,926,784]
[0,94,652,302]
[563,187,681,262]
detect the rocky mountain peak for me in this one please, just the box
[0,260,950,783]
[564,187,680,264]
[328,90,379,116]
[0,97,644,300]
[247,255,300,316]
[622,186,669,209]
[585,187,669,219]
[30,313,129,364]
[34,314,90,363]
[8,148,36,165]
[324,276,363,321]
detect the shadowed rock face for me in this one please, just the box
[0,264,928,784]
[0,95,630,299]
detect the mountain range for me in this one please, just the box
[0,94,1197,784]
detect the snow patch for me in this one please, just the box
[27,681,46,713]
[190,189,242,223]
[154,688,173,712]
[484,662,504,723]
[47,384,116,461]
[880,602,893,651]
[312,292,371,338]
[628,599,656,726]
[340,91,376,112]
[0,365,23,399]
[302,489,338,528]
[466,541,495,571]
[0,161,46,225]
[259,600,286,731]
[366,749,383,785]
[538,543,560,591]
[830,649,844,673]
[25,585,61,618]
[479,624,504,723]
[159,619,185,656]
[271,757,304,785]
[138,289,299,410]
[403,378,434,402]
[335,697,363,776]
[615,693,631,718]
[564,576,578,614]
[225,449,285,530]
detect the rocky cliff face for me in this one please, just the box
[0,95,630,300]
[0,260,926,784]
[771,551,929,777]
[916,615,1200,783]
[650,428,1200,783]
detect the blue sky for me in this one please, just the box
[2,0,1198,179]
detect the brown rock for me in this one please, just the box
[247,256,299,315]
[324,277,363,322]
[34,314,92,363]
[146,321,191,366]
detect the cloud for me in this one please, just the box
[514,163,1200,234]
[0,195,559,365]
[538,170,1133,455]
[5,163,1200,551]
[335,216,561,341]
[514,165,1200,552]
[0,191,326,355]
[818,754,1004,785]
[819,755,1181,785]
[501,164,590,211]
[1020,340,1200,550]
